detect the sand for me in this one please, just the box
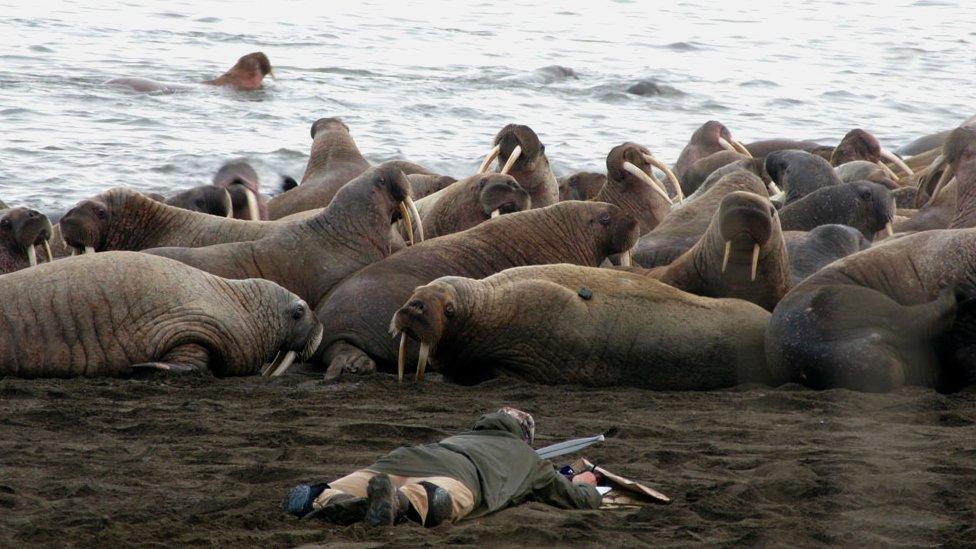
[2,369,975,548]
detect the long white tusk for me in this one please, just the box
[399,202,415,246]
[416,341,430,381]
[721,240,731,273]
[397,333,408,383]
[223,189,234,218]
[490,208,501,219]
[643,153,683,203]
[500,145,523,175]
[732,138,753,158]
[930,161,955,200]
[622,161,672,205]
[84,246,95,255]
[260,351,280,376]
[750,243,760,282]
[885,222,894,237]
[244,188,260,220]
[717,137,737,153]
[270,350,297,377]
[43,240,53,263]
[620,250,632,267]
[768,182,782,195]
[880,147,914,177]
[405,196,424,242]
[478,145,501,174]
[875,160,899,181]
[27,246,37,267]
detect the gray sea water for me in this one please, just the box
[1,0,973,213]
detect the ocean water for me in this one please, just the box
[1,0,973,214]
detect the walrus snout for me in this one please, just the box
[602,205,640,257]
[1,207,54,266]
[494,124,543,169]
[478,174,529,217]
[719,192,774,247]
[60,200,108,253]
[850,181,895,235]
[390,283,456,382]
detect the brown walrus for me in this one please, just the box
[778,181,894,240]
[558,172,606,201]
[405,173,458,201]
[314,201,639,379]
[679,150,747,197]
[688,157,771,199]
[829,128,914,181]
[0,251,322,378]
[766,229,976,392]
[834,160,899,190]
[165,185,234,217]
[404,174,529,239]
[106,52,273,93]
[145,164,422,307]
[632,171,770,268]
[672,120,752,181]
[916,125,976,229]
[477,124,560,208]
[213,160,267,220]
[647,191,790,311]
[743,139,825,158]
[0,207,54,274]
[390,264,770,388]
[596,142,677,236]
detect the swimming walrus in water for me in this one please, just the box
[778,181,894,240]
[766,229,976,392]
[314,201,639,379]
[784,224,870,284]
[645,191,790,311]
[213,160,267,220]
[390,264,770,388]
[476,124,560,208]
[0,207,54,274]
[672,120,752,182]
[165,185,234,217]
[402,173,529,240]
[558,172,606,201]
[595,142,678,235]
[145,164,423,307]
[0,251,322,378]
[106,52,274,93]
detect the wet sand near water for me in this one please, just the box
[2,370,975,547]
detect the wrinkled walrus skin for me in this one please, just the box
[391,264,770,388]
[0,252,322,378]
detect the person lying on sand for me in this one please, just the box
[106,52,274,92]
[282,407,602,527]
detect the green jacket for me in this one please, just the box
[368,412,601,518]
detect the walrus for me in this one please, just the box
[766,229,976,392]
[915,125,976,229]
[688,157,771,199]
[390,264,770,388]
[56,187,281,257]
[0,207,54,274]
[213,160,267,220]
[764,149,841,204]
[646,191,790,311]
[0,251,322,378]
[106,52,273,93]
[778,181,894,240]
[146,164,423,307]
[558,172,606,201]
[680,150,747,197]
[896,114,976,157]
[402,174,529,240]
[835,160,898,190]
[829,128,914,180]
[632,171,770,268]
[672,120,752,181]
[165,185,234,217]
[406,174,458,201]
[476,124,560,208]
[743,139,825,158]
[314,201,639,378]
[784,224,870,284]
[596,142,678,235]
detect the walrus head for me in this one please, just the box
[558,172,606,201]
[849,180,896,239]
[310,117,350,139]
[390,280,463,381]
[476,174,530,218]
[213,161,263,220]
[210,52,272,91]
[831,129,913,178]
[698,121,752,157]
[60,198,110,254]
[165,185,234,218]
[0,207,54,270]
[477,125,551,192]
[370,161,425,244]
[606,142,682,202]
[587,202,640,266]
[261,294,324,377]
[718,192,778,282]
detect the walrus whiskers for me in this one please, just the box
[26,246,37,267]
[880,147,914,177]
[642,153,683,202]
[500,145,523,175]
[397,332,407,382]
[478,145,501,174]
[622,161,672,205]
[416,341,431,381]
[244,187,260,220]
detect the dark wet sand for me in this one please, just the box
[2,370,976,548]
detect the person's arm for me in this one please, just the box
[529,462,602,510]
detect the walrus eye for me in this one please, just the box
[860,190,871,201]
[95,208,107,220]
[292,305,305,320]
[444,302,455,317]
[0,218,9,230]
[539,144,545,154]
[599,214,611,227]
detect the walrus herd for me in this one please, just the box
[4,96,976,394]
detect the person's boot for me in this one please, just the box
[303,493,369,525]
[282,483,328,517]
[365,474,410,526]
[418,481,454,527]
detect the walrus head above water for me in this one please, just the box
[59,198,111,254]
[203,52,273,91]
[606,141,681,203]
[0,207,54,272]
[673,120,752,181]
[478,124,559,207]
[213,160,265,220]
[830,128,913,179]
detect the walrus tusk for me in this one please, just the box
[733,139,752,158]
[768,182,782,195]
[721,240,731,273]
[929,159,955,200]
[500,145,523,175]
[885,222,894,237]
[478,145,501,174]
[490,208,501,219]
[717,137,737,154]
[260,352,280,376]
[875,160,900,182]
[244,188,260,220]
[397,333,407,383]
[405,196,424,242]
[70,248,77,257]
[416,341,430,381]
[750,243,760,282]
[26,246,37,267]
[399,203,415,246]
[642,153,683,203]
[622,161,672,205]
[43,240,53,263]
[269,350,298,377]
[84,246,95,255]
[619,250,632,267]
[880,147,914,177]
